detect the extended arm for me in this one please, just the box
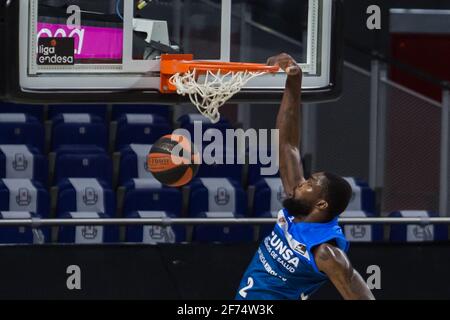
[314,243,376,300]
[268,53,306,197]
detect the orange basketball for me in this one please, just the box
[147,134,200,187]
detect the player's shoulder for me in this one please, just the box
[313,242,346,260]
[313,242,352,275]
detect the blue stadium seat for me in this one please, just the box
[0,179,50,217]
[246,146,310,186]
[189,178,253,243]
[256,211,278,240]
[52,113,104,126]
[0,103,45,121]
[189,178,247,216]
[56,178,116,217]
[115,114,172,150]
[253,178,285,217]
[0,212,48,244]
[177,117,232,145]
[341,211,383,242]
[57,212,119,244]
[54,145,107,156]
[0,145,48,186]
[248,164,280,186]
[196,163,243,182]
[54,152,113,186]
[252,178,285,239]
[125,211,186,243]
[51,114,108,151]
[344,177,376,213]
[177,114,231,144]
[119,144,155,185]
[48,104,108,120]
[122,178,162,192]
[247,148,280,186]
[389,211,448,242]
[176,115,245,180]
[178,114,230,127]
[0,114,45,152]
[192,212,253,243]
[195,150,243,182]
[123,185,182,216]
[112,104,173,122]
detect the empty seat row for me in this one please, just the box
[341,210,447,242]
[0,110,280,187]
[105,143,278,189]
[0,103,173,123]
[0,111,239,153]
[53,112,175,151]
[0,211,250,244]
[119,143,269,186]
[0,178,113,218]
[0,141,280,191]
[0,111,172,152]
[0,173,378,218]
[0,145,113,186]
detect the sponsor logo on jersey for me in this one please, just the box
[267,232,300,270]
[294,244,307,255]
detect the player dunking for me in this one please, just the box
[236,53,375,300]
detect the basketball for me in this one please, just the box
[147,134,200,187]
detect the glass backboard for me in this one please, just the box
[4,0,343,104]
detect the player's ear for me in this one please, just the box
[316,200,328,211]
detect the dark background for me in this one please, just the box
[0,1,6,99]
[249,0,450,70]
[341,0,450,69]
[0,243,448,300]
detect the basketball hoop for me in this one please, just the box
[160,54,279,123]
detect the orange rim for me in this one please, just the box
[170,61,280,73]
[160,54,279,93]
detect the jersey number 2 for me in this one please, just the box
[239,277,254,298]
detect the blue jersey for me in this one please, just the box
[236,209,349,300]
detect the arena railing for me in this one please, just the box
[0,217,450,227]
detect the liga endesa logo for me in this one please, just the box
[37,37,75,65]
[170,122,280,176]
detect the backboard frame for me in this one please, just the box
[3,0,343,105]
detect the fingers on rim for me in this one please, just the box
[267,54,298,70]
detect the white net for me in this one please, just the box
[169,69,266,123]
